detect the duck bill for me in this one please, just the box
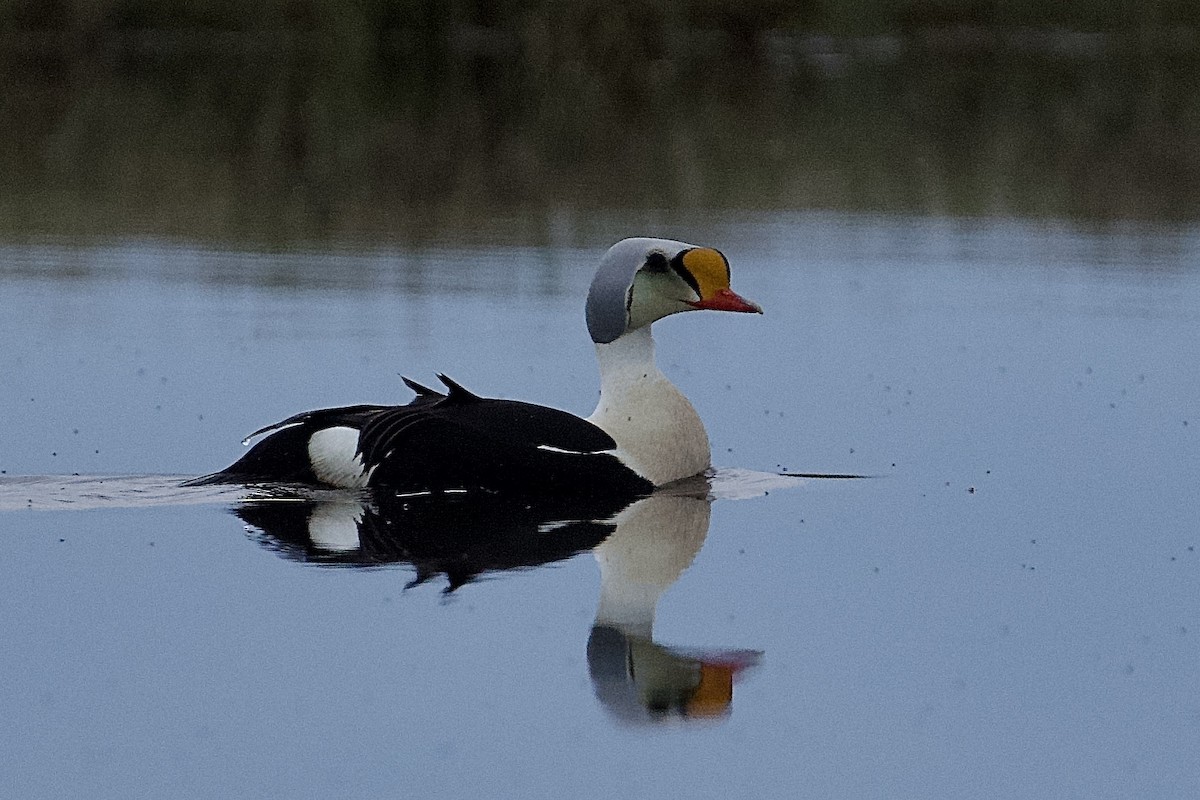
[689,287,763,314]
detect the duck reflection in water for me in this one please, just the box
[236,480,760,723]
[587,486,761,724]
[236,489,624,590]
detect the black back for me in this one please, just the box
[187,376,653,499]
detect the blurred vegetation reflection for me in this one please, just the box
[2,0,1199,243]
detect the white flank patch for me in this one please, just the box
[307,426,372,489]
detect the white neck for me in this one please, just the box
[588,326,711,486]
[593,325,660,390]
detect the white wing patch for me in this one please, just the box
[536,444,602,455]
[307,426,374,489]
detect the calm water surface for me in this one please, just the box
[1,214,1198,798]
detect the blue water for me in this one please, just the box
[2,214,1198,798]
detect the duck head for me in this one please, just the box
[585,237,763,344]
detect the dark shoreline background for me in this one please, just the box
[3,1,1198,243]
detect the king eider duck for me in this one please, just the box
[187,238,761,497]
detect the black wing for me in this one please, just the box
[360,375,650,496]
[187,375,652,498]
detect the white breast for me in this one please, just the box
[588,327,711,486]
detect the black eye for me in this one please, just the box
[643,252,669,273]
